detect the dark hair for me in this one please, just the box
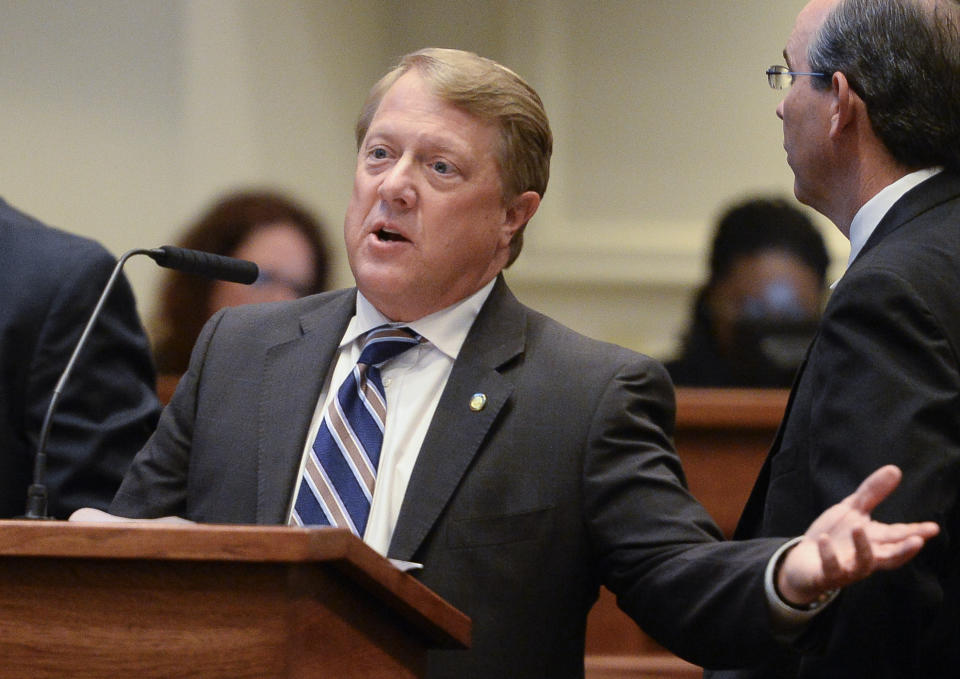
[667,197,829,387]
[152,189,330,374]
[708,197,829,287]
[808,0,960,171]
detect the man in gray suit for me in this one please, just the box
[110,48,936,678]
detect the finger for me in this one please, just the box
[866,520,940,543]
[850,525,876,578]
[818,533,842,583]
[873,535,925,571]
[847,464,902,514]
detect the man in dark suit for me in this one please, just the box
[709,1,960,677]
[0,198,160,518]
[109,48,937,678]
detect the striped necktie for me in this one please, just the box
[289,326,420,535]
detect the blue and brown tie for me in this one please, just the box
[289,326,421,535]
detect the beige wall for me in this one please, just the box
[0,0,845,361]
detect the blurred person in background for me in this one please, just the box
[667,197,829,388]
[151,190,331,400]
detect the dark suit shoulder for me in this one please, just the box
[195,287,357,354]
[522,303,670,380]
[840,193,960,351]
[0,199,117,306]
[0,198,114,265]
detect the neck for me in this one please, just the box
[828,152,915,237]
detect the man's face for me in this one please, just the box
[343,70,532,321]
[777,0,837,212]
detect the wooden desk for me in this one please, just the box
[584,388,789,679]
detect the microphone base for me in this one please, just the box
[19,484,56,520]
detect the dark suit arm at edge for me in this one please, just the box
[583,355,791,667]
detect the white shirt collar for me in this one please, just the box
[344,278,497,360]
[847,167,943,266]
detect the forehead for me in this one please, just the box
[786,0,836,66]
[367,71,497,148]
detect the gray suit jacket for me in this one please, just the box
[113,276,791,678]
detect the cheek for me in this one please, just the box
[343,196,366,243]
[345,169,377,218]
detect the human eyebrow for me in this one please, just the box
[783,48,792,69]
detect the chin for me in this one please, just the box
[356,274,410,310]
[791,176,815,206]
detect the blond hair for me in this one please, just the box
[355,48,552,266]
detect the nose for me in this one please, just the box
[377,156,416,208]
[776,98,785,120]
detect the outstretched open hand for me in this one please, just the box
[778,465,940,606]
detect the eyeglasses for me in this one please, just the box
[766,65,827,90]
[252,270,314,298]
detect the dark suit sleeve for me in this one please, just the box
[796,263,959,674]
[25,241,160,518]
[583,355,790,667]
[110,308,226,519]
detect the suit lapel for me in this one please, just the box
[855,171,960,264]
[388,277,525,559]
[256,289,357,523]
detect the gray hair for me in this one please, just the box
[808,0,960,171]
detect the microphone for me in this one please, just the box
[146,245,258,284]
[21,246,259,519]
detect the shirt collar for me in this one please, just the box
[344,278,497,360]
[847,167,943,266]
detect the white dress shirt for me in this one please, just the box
[287,279,495,556]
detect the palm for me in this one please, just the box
[778,465,939,605]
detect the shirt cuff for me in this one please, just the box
[765,536,840,630]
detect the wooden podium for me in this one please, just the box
[0,521,469,679]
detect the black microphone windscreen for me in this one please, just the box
[150,246,259,284]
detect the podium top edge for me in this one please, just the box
[0,520,471,648]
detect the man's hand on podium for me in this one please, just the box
[69,507,195,524]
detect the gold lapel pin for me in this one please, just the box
[469,393,487,412]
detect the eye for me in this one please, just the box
[431,160,451,174]
[370,147,389,160]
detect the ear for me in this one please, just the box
[501,190,541,244]
[829,71,859,138]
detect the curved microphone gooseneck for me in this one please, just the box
[21,246,258,519]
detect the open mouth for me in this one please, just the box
[376,227,408,243]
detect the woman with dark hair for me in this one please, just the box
[152,190,330,398]
[667,197,829,387]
